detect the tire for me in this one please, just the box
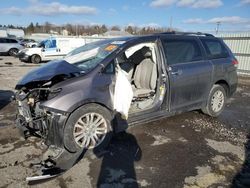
[31,54,41,64]
[8,48,18,56]
[64,104,113,153]
[202,84,227,117]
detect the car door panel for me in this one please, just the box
[42,39,60,60]
[161,36,213,111]
[168,60,212,110]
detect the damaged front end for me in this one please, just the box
[16,87,52,140]
[15,87,70,178]
[14,60,86,179]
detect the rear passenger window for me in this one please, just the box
[162,39,203,65]
[201,39,229,59]
[0,38,7,43]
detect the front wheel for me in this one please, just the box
[202,85,227,117]
[64,104,113,153]
[8,48,18,56]
[31,54,41,64]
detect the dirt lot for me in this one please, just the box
[0,56,250,188]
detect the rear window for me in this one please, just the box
[201,38,229,59]
[8,39,18,43]
[162,39,203,65]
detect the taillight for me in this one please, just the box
[232,59,238,68]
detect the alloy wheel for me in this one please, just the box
[73,113,108,149]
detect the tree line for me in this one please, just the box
[1,22,176,36]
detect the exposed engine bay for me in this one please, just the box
[16,87,56,140]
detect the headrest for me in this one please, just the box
[141,47,152,58]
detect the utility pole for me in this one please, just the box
[170,16,173,30]
[75,24,78,36]
[216,22,221,34]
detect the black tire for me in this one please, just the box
[64,104,113,153]
[202,84,227,117]
[31,54,41,64]
[8,48,18,56]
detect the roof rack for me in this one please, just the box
[159,31,214,37]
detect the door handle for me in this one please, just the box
[171,69,182,75]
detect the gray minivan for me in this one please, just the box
[15,32,238,170]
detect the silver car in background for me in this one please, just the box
[0,37,24,56]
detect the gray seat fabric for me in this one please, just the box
[133,47,157,97]
[133,88,154,97]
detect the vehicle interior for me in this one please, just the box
[116,42,159,113]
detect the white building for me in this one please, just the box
[0,29,8,37]
[62,29,69,36]
[0,28,25,38]
[102,30,132,37]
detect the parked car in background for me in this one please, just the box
[15,32,238,171]
[24,41,39,48]
[0,37,23,56]
[18,38,36,47]
[18,37,87,63]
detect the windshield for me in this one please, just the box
[37,40,45,48]
[64,39,125,72]
[37,39,56,48]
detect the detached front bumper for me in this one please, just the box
[15,96,79,171]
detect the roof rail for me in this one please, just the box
[159,31,214,37]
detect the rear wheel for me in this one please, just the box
[64,104,113,153]
[31,54,41,64]
[202,85,227,117]
[8,48,18,56]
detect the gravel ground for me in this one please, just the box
[0,56,249,188]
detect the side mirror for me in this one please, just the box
[99,64,105,74]
[41,48,45,52]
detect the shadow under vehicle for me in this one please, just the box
[14,32,238,179]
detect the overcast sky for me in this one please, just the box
[1,0,250,32]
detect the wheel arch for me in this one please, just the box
[214,79,230,97]
[70,101,113,115]
[31,54,41,58]
[9,47,18,51]
[68,100,113,115]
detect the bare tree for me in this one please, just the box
[111,26,120,31]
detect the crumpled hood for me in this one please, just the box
[15,60,82,90]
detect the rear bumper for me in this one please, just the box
[229,83,237,97]
[227,69,238,97]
